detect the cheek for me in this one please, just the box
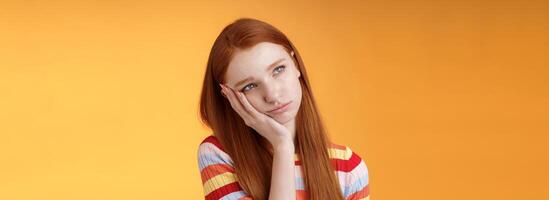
[286,75,302,96]
[245,95,264,111]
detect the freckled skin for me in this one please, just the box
[224,42,302,132]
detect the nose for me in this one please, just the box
[263,82,283,105]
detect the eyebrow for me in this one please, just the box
[234,58,285,89]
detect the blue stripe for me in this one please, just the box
[220,191,248,200]
[198,143,233,170]
[344,173,369,197]
[295,177,305,190]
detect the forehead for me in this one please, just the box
[225,42,289,82]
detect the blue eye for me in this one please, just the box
[274,65,286,74]
[241,83,256,92]
[241,65,286,92]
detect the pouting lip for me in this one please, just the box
[268,101,292,113]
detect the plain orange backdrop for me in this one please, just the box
[1,0,548,199]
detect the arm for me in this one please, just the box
[198,139,253,200]
[344,147,370,200]
[268,142,296,200]
[220,84,297,199]
[198,139,296,200]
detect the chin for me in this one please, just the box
[269,108,297,125]
[265,99,300,124]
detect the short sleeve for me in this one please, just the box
[343,146,370,200]
[197,136,253,200]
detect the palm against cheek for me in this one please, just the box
[219,84,291,146]
[220,84,268,122]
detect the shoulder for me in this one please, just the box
[199,135,225,152]
[328,142,366,170]
[328,142,370,199]
[197,135,234,171]
[328,142,369,179]
[197,135,252,199]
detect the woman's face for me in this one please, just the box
[224,42,302,125]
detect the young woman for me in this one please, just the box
[197,18,370,200]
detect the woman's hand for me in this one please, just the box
[220,83,296,200]
[220,83,293,149]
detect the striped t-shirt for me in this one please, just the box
[197,135,370,200]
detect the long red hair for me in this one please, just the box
[198,18,344,200]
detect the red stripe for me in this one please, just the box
[202,135,363,172]
[296,190,308,200]
[200,164,236,184]
[201,135,226,152]
[347,184,369,199]
[338,152,362,172]
[294,152,362,172]
[205,182,242,200]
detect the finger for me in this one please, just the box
[226,86,260,118]
[234,90,264,119]
[221,85,244,114]
[223,84,248,114]
[220,86,227,98]
[221,84,253,120]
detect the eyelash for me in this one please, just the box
[240,65,286,92]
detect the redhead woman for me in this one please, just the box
[197,18,369,200]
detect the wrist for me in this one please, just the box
[273,141,295,153]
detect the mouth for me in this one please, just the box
[267,101,292,114]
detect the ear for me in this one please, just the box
[291,51,295,57]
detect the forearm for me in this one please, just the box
[268,143,296,200]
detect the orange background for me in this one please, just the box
[1,0,548,199]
